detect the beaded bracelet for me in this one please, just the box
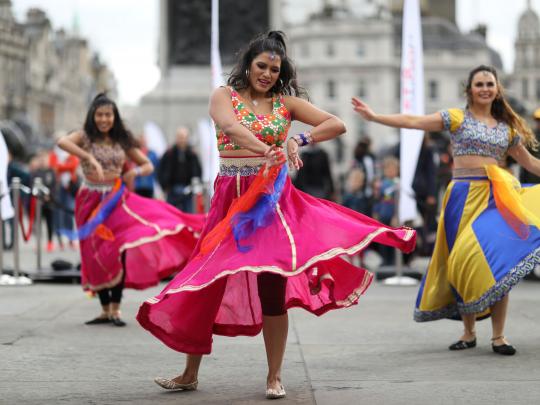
[293,131,314,147]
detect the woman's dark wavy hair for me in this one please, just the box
[227,31,308,99]
[83,93,138,150]
[465,65,536,149]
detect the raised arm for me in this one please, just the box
[284,96,346,169]
[56,130,104,180]
[508,143,540,178]
[352,97,444,132]
[285,96,346,142]
[209,87,283,165]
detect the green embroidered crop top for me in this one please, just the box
[216,87,291,151]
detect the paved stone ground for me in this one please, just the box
[1,276,540,405]
[2,230,540,404]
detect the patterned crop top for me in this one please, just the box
[440,108,520,162]
[216,87,292,151]
[80,132,126,178]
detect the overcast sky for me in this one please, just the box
[11,0,540,105]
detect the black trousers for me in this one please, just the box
[97,281,124,306]
[97,254,126,306]
[257,272,287,316]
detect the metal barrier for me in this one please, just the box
[0,177,33,285]
[32,177,50,272]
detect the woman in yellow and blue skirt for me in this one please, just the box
[352,65,540,355]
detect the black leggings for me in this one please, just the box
[97,281,124,306]
[257,272,287,316]
[97,254,126,306]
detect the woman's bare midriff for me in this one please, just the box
[84,171,122,184]
[219,149,266,158]
[453,155,499,170]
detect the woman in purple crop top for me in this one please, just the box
[57,94,205,327]
[139,31,416,399]
[353,65,540,356]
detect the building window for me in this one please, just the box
[356,44,365,57]
[536,79,540,100]
[327,42,335,57]
[327,80,336,99]
[523,78,529,99]
[428,80,438,100]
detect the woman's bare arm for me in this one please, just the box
[508,143,540,178]
[57,131,104,180]
[352,97,444,132]
[284,96,346,142]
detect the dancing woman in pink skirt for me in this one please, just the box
[57,94,205,327]
[137,31,415,399]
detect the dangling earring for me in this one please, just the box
[245,68,250,81]
[279,78,284,87]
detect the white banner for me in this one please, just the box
[199,118,219,186]
[211,0,225,90]
[200,0,224,196]
[399,0,425,223]
[0,130,15,220]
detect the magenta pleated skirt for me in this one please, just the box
[75,181,206,292]
[137,157,416,354]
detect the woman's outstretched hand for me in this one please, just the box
[286,138,303,170]
[352,97,376,121]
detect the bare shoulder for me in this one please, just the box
[282,95,309,112]
[210,86,232,101]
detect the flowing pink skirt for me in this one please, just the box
[75,182,206,292]
[137,158,416,354]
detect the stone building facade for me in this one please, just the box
[0,0,116,145]
[511,0,540,113]
[287,0,503,175]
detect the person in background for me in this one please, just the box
[134,135,159,198]
[372,156,399,265]
[30,150,57,252]
[158,127,202,212]
[412,134,438,256]
[342,167,370,215]
[352,137,376,215]
[293,143,335,200]
[49,138,80,248]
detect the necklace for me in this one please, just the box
[252,99,259,107]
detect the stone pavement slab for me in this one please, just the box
[1,279,539,404]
